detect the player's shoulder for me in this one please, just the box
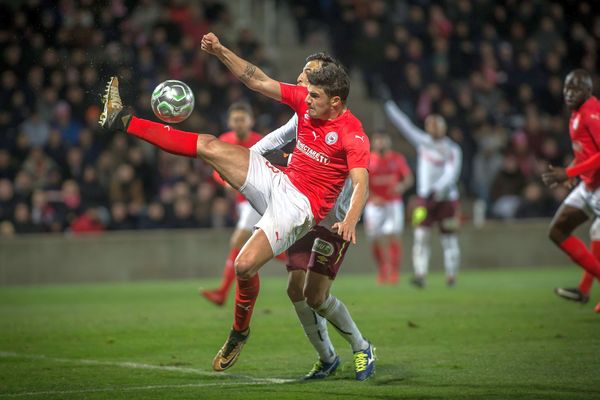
[581,97,600,121]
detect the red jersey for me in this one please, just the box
[570,96,600,190]
[279,83,370,222]
[215,130,263,203]
[369,151,411,201]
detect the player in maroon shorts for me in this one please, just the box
[542,69,600,310]
[364,132,413,284]
[98,34,376,379]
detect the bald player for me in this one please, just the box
[382,99,462,288]
[542,69,600,309]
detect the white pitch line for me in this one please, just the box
[0,381,271,398]
[0,351,295,390]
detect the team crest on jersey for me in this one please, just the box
[304,111,310,120]
[325,131,338,145]
[312,238,334,256]
[572,115,580,131]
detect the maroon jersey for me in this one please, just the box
[214,131,263,203]
[369,151,411,201]
[279,83,370,222]
[570,96,600,190]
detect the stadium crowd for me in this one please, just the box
[0,0,599,236]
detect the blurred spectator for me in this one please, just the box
[70,207,104,234]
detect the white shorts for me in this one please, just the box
[240,150,315,255]
[364,200,404,239]
[236,201,262,231]
[564,182,600,217]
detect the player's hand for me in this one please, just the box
[542,165,568,188]
[201,32,223,56]
[332,220,358,244]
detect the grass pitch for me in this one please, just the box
[1,267,599,399]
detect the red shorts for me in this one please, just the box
[416,197,460,233]
[286,226,349,279]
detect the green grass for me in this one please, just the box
[1,267,599,399]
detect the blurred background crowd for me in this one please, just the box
[0,0,599,236]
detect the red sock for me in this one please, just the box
[218,247,240,294]
[559,236,600,281]
[372,243,388,282]
[580,240,600,294]
[389,239,402,281]
[233,273,260,332]
[127,116,198,158]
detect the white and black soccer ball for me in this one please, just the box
[151,80,195,123]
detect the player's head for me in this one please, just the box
[424,114,447,140]
[563,69,593,111]
[305,63,350,119]
[297,52,339,87]
[372,132,392,154]
[227,101,254,138]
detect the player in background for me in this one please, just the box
[201,102,285,306]
[365,132,413,284]
[554,219,600,313]
[542,69,600,310]
[98,37,375,379]
[381,94,462,288]
[203,39,375,380]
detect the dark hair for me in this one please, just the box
[227,101,254,118]
[306,52,339,67]
[307,63,350,103]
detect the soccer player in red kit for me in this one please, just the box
[201,102,264,306]
[542,69,600,299]
[98,34,374,379]
[365,132,413,284]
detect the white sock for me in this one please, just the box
[315,295,368,352]
[293,300,336,363]
[441,234,460,278]
[413,227,431,277]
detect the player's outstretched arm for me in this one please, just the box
[201,32,281,101]
[332,168,369,244]
[383,100,428,148]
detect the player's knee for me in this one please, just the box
[304,291,326,310]
[548,225,565,244]
[196,135,217,159]
[286,281,304,302]
[234,256,257,280]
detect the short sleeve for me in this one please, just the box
[279,83,308,114]
[343,131,370,170]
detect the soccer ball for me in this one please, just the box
[151,80,195,123]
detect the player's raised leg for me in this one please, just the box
[99,76,250,190]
